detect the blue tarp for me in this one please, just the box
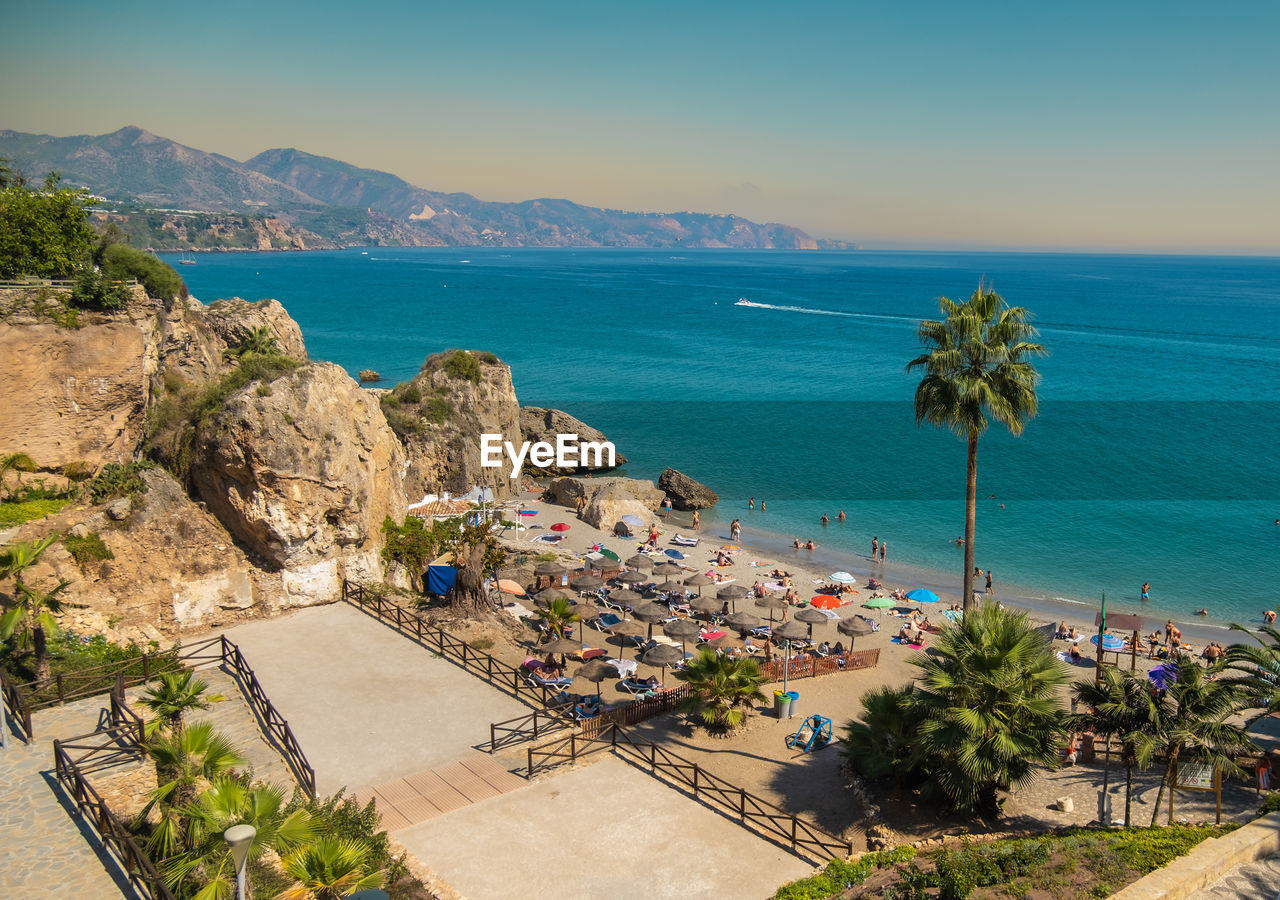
[426,565,457,596]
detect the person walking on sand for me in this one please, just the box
[871,537,878,560]
[1164,620,1174,647]
[662,497,672,518]
[692,510,700,530]
[730,519,741,542]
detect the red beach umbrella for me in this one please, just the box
[550,522,571,532]
[810,595,842,611]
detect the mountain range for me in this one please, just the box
[0,126,837,250]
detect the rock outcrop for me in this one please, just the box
[190,362,406,606]
[581,481,661,533]
[518,407,626,476]
[656,468,718,510]
[390,351,522,503]
[546,475,665,511]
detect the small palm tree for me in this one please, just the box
[674,649,766,730]
[139,670,211,737]
[1067,667,1160,826]
[223,326,279,361]
[1222,623,1280,716]
[842,683,926,783]
[1,535,71,687]
[1132,661,1255,826]
[0,452,38,499]
[277,837,385,900]
[141,722,246,858]
[907,284,1046,615]
[535,596,580,641]
[163,776,315,900]
[906,604,1068,816]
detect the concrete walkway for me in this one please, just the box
[1203,855,1280,899]
[214,603,531,795]
[0,697,141,899]
[352,752,527,830]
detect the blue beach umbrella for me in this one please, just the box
[1148,663,1179,690]
[664,549,686,560]
[1091,633,1125,652]
[905,588,939,605]
[622,514,644,527]
[829,572,857,584]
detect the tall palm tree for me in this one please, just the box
[1067,667,1160,826]
[674,649,767,731]
[907,284,1046,614]
[1,534,70,687]
[535,596,579,641]
[139,670,211,737]
[1132,661,1255,827]
[906,604,1068,816]
[277,837,385,900]
[140,722,246,858]
[1222,623,1280,717]
[163,776,315,900]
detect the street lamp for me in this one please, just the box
[224,823,256,900]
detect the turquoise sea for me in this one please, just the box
[162,248,1280,631]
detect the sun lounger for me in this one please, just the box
[619,678,663,695]
[671,534,699,546]
[750,625,773,639]
[594,613,623,631]
[698,629,729,642]
[528,673,573,688]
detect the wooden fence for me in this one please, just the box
[757,647,880,683]
[53,731,176,900]
[489,707,575,752]
[0,667,31,738]
[0,278,138,289]
[526,723,853,863]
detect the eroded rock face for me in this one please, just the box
[656,468,719,510]
[190,362,406,604]
[546,475,665,510]
[518,407,626,476]
[581,481,662,533]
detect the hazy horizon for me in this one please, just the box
[2,1,1276,254]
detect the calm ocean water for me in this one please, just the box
[163,248,1280,628]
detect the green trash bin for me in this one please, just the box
[773,689,787,718]
[786,690,799,718]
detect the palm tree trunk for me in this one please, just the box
[1150,755,1177,827]
[962,431,978,615]
[34,625,50,688]
[1125,761,1134,827]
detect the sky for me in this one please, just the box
[2,0,1277,253]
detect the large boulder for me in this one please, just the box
[546,476,665,510]
[190,362,406,605]
[518,407,626,476]
[657,468,719,510]
[581,481,661,533]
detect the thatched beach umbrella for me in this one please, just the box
[641,643,684,684]
[689,594,722,618]
[575,658,612,697]
[653,561,684,578]
[717,584,749,612]
[723,611,761,635]
[631,601,671,640]
[625,554,654,571]
[774,620,810,695]
[794,607,829,641]
[683,572,713,596]
[616,570,649,585]
[608,619,646,660]
[657,580,686,596]
[609,588,642,608]
[572,573,603,590]
[534,561,568,576]
[754,593,787,627]
[838,616,874,645]
[545,636,584,658]
[663,618,701,655]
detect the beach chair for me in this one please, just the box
[594,612,623,632]
[527,672,573,689]
[750,625,773,640]
[619,677,663,695]
[602,592,629,612]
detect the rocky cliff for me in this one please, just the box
[518,407,626,476]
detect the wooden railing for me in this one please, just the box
[53,732,176,900]
[17,645,188,712]
[758,647,880,683]
[342,581,568,708]
[0,666,32,739]
[580,685,691,738]
[0,277,138,289]
[527,723,852,863]
[109,674,146,746]
[489,707,575,752]
[218,636,315,797]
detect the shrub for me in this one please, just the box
[0,175,97,278]
[88,461,151,503]
[422,397,451,424]
[1258,791,1280,818]
[0,498,70,526]
[100,242,185,301]
[69,268,131,310]
[442,350,481,383]
[399,385,423,404]
[61,460,94,482]
[478,351,499,364]
[63,531,114,570]
[284,789,409,886]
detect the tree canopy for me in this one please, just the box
[0,171,97,278]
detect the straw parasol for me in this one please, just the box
[794,606,830,641]
[609,588,642,607]
[723,611,761,634]
[702,634,733,651]
[571,572,603,587]
[641,643,684,683]
[625,554,654,571]
[689,594,722,614]
[773,620,810,695]
[683,572,713,595]
[616,570,649,584]
[663,618,701,654]
[630,601,672,640]
[657,580,686,595]
[608,619,646,659]
[717,584,749,600]
[838,616,874,645]
[534,561,568,576]
[575,658,612,697]
[653,561,684,578]
[754,593,787,627]
[544,636,585,657]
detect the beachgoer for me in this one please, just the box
[761,501,766,512]
[1266,610,1277,625]
[792,538,801,549]
[730,519,741,541]
[871,537,878,559]
[692,510,700,530]
[952,536,964,545]
[879,541,886,563]
[1141,581,1150,601]
[837,510,845,521]
[1068,644,1082,661]
[1055,621,1068,639]
[1164,620,1174,645]
[1066,735,1079,766]
[662,497,672,517]
[1258,755,1272,792]
[1196,608,1208,617]
[1171,625,1182,645]
[805,539,816,550]
[1067,626,1078,640]
[985,571,993,594]
[749,498,754,509]
[821,513,829,525]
